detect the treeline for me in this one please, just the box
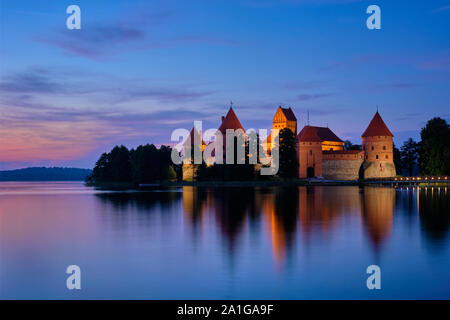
[394,117,449,176]
[0,167,92,181]
[88,128,299,184]
[86,144,178,185]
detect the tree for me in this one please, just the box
[400,138,419,176]
[130,144,174,183]
[419,117,450,175]
[91,152,111,182]
[90,146,131,183]
[167,165,177,180]
[90,144,176,184]
[109,145,131,182]
[343,140,361,150]
[278,128,299,178]
[393,144,402,175]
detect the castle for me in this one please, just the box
[182,105,396,181]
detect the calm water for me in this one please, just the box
[0,182,449,299]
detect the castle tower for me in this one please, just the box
[273,106,297,134]
[218,107,245,136]
[264,106,297,152]
[297,126,323,178]
[182,127,206,181]
[361,111,396,179]
[217,107,245,164]
[297,125,345,178]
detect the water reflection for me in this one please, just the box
[419,187,450,245]
[1,182,449,299]
[95,185,450,269]
[361,187,395,251]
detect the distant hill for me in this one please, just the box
[0,167,92,181]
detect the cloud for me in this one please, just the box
[418,57,450,71]
[283,80,328,90]
[0,67,214,105]
[33,7,240,61]
[34,9,175,60]
[241,0,362,7]
[321,52,450,73]
[0,70,65,94]
[294,106,346,115]
[297,93,333,101]
[0,66,218,164]
[393,113,421,121]
[34,23,158,61]
[389,83,417,89]
[433,5,450,12]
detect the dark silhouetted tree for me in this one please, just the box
[344,140,361,150]
[393,144,402,176]
[419,117,450,175]
[92,152,111,182]
[109,145,131,182]
[400,138,419,176]
[278,128,298,178]
[130,144,174,183]
[90,144,176,184]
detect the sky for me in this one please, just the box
[0,0,449,170]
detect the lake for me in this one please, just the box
[0,182,449,299]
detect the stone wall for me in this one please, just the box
[362,161,396,179]
[182,164,200,181]
[322,158,364,181]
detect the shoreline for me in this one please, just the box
[86,179,450,190]
[87,179,363,190]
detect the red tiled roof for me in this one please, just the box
[361,112,393,137]
[297,126,321,142]
[297,125,343,142]
[218,107,245,134]
[280,107,297,121]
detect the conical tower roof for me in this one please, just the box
[218,107,245,134]
[361,112,393,137]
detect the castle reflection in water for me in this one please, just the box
[96,186,449,269]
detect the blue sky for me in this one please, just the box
[0,0,449,169]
